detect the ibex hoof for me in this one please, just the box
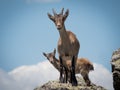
[59,77,64,83]
[86,81,91,86]
[72,82,78,86]
[72,79,78,86]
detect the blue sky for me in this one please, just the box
[0,0,120,72]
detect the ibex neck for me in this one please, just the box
[58,25,70,42]
[53,57,60,71]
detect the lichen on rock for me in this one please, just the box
[34,77,106,90]
[111,48,120,90]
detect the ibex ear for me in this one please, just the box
[63,9,69,21]
[43,52,47,57]
[47,13,55,21]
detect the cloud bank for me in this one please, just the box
[89,63,113,90]
[0,60,113,90]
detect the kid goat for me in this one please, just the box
[47,8,80,86]
[43,49,94,86]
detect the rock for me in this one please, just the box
[34,77,106,90]
[111,48,120,90]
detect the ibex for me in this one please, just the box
[43,49,94,86]
[47,8,80,86]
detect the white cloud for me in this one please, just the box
[0,61,113,90]
[26,0,60,3]
[0,69,22,90]
[0,61,59,90]
[89,63,114,90]
[9,60,59,90]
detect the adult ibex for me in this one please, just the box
[47,8,80,86]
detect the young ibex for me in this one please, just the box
[47,8,80,86]
[43,49,94,86]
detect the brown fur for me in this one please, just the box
[48,8,80,85]
[43,49,94,86]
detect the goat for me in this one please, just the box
[47,8,80,86]
[43,49,94,86]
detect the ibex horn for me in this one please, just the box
[60,8,64,15]
[52,9,57,16]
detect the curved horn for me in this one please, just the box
[52,8,57,16]
[60,8,64,15]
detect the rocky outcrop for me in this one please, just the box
[34,77,106,90]
[111,48,120,90]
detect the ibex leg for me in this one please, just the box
[63,67,68,83]
[71,56,78,86]
[83,74,91,86]
[59,56,64,83]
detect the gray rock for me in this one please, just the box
[111,48,120,90]
[34,77,106,90]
